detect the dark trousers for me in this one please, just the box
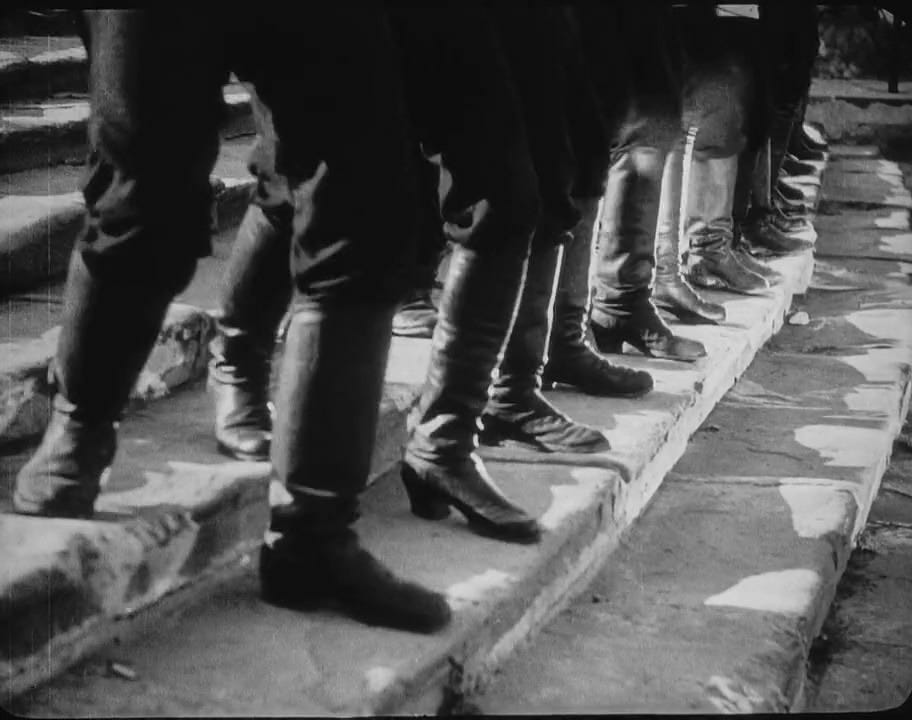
[575,3,683,309]
[78,8,419,307]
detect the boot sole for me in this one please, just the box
[654,301,724,326]
[543,379,653,399]
[216,441,270,463]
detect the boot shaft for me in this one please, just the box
[684,153,739,243]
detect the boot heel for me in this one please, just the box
[401,467,451,520]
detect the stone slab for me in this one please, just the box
[0,87,253,174]
[472,230,912,715]
[0,38,87,103]
[0,368,425,700]
[820,167,912,209]
[0,230,817,711]
[0,142,255,294]
[0,304,214,448]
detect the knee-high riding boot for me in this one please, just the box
[14,249,193,517]
[209,204,293,461]
[260,303,451,634]
[480,229,612,453]
[653,131,726,324]
[590,148,706,362]
[401,244,542,544]
[544,197,654,397]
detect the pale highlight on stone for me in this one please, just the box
[844,308,912,345]
[874,210,910,229]
[878,232,912,256]
[794,424,886,468]
[446,569,516,610]
[364,666,397,694]
[704,569,821,614]
[539,468,612,531]
[778,485,853,539]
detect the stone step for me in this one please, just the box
[0,235,816,704]
[0,85,253,174]
[0,36,86,104]
[0,137,254,294]
[475,247,912,712]
[808,77,912,145]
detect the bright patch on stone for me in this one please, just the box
[539,468,612,531]
[794,424,886,468]
[878,233,912,257]
[874,210,910,229]
[364,666,397,694]
[778,485,853,539]
[844,308,912,345]
[446,569,515,610]
[704,569,821,613]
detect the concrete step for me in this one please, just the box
[0,36,86,104]
[0,154,832,710]
[0,84,253,174]
[0,233,817,708]
[808,77,912,145]
[0,137,254,294]
[475,246,912,712]
[466,151,912,714]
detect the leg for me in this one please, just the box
[209,91,294,461]
[544,195,655,396]
[242,6,450,633]
[589,143,706,362]
[392,148,446,339]
[397,8,542,544]
[480,225,612,454]
[653,130,727,323]
[15,10,226,517]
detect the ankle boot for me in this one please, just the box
[392,287,438,338]
[740,208,814,255]
[480,232,612,454]
[402,244,542,544]
[14,250,187,517]
[543,197,654,397]
[591,292,706,362]
[590,148,706,362]
[653,133,726,324]
[731,230,782,283]
[261,304,451,633]
[684,154,769,296]
[210,205,292,461]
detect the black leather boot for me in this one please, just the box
[480,232,612,454]
[740,208,814,255]
[209,205,292,461]
[684,154,770,296]
[590,148,706,362]
[402,244,542,544]
[591,292,706,362]
[544,197,654,397]
[392,153,445,339]
[14,250,188,517]
[727,141,787,281]
[653,133,726,324]
[260,304,451,634]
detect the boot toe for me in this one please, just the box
[216,429,271,461]
[259,536,453,633]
